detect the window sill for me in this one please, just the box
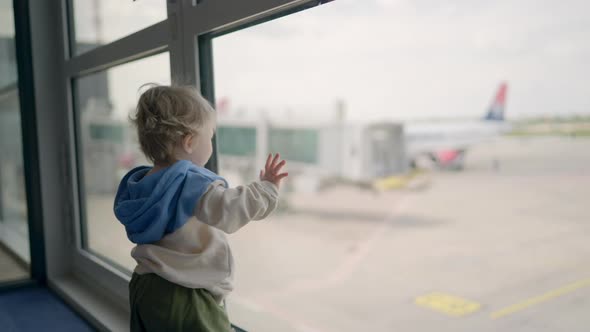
[49,273,129,332]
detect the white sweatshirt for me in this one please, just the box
[130,180,279,303]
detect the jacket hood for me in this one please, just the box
[113,160,227,244]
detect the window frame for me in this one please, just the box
[32,0,330,329]
[70,49,173,274]
[0,0,46,291]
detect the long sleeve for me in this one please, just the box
[195,180,279,234]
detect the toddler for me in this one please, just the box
[114,84,287,331]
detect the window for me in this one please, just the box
[0,0,30,282]
[62,2,328,329]
[70,0,166,55]
[210,1,590,331]
[52,0,590,330]
[74,52,170,271]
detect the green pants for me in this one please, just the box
[129,273,232,332]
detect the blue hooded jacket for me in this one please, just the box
[113,160,228,244]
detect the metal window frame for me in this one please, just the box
[22,0,330,329]
[64,18,175,312]
[13,0,46,285]
[0,0,47,291]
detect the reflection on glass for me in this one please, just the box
[76,52,170,270]
[212,1,590,331]
[0,0,30,282]
[71,0,166,55]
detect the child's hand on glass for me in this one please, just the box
[260,153,288,188]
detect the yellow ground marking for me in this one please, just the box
[490,277,590,319]
[373,176,408,190]
[373,170,425,190]
[415,292,481,317]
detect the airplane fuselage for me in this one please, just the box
[405,120,510,168]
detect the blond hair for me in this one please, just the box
[131,84,215,165]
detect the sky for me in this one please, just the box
[8,0,589,122]
[212,0,590,121]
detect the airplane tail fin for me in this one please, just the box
[484,82,507,121]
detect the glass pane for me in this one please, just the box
[0,0,30,282]
[71,0,166,55]
[212,1,590,331]
[76,52,170,270]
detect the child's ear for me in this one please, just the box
[182,134,194,154]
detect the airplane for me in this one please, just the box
[404,82,510,170]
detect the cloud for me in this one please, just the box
[73,0,590,120]
[213,0,590,120]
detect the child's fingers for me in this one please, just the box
[270,153,280,169]
[274,172,289,180]
[276,172,289,181]
[265,154,272,170]
[259,169,264,179]
[273,160,286,174]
